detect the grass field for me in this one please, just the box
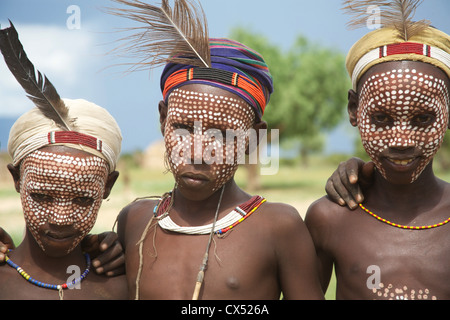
[1,153,449,300]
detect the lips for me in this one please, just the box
[386,157,416,166]
[382,156,422,174]
[44,230,76,241]
[179,171,211,189]
[182,172,209,181]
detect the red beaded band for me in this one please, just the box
[379,42,431,58]
[48,131,103,152]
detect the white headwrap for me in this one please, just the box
[8,98,122,172]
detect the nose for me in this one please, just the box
[389,144,415,151]
[46,200,74,225]
[189,129,226,165]
[388,123,416,149]
[191,132,205,164]
[388,138,416,149]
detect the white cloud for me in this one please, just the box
[0,23,95,117]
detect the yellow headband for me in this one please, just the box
[346,26,450,90]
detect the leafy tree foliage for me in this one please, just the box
[230,27,351,160]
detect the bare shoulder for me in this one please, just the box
[259,201,302,220]
[305,195,349,228]
[117,198,160,244]
[257,201,308,234]
[118,198,159,221]
[304,195,354,249]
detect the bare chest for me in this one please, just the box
[125,224,278,300]
[331,218,450,300]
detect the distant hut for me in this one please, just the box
[0,152,12,183]
[141,139,166,171]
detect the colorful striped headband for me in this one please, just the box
[160,38,273,120]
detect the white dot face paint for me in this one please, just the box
[20,150,109,254]
[357,66,449,183]
[165,87,255,195]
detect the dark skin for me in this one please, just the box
[0,226,125,276]
[0,146,128,299]
[0,161,126,276]
[325,157,374,210]
[307,61,450,299]
[118,84,324,300]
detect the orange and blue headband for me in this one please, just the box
[160,38,273,120]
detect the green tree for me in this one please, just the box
[230,27,350,163]
[432,131,450,172]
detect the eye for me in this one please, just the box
[73,197,95,207]
[412,114,435,126]
[371,113,393,125]
[30,193,53,203]
[172,123,194,133]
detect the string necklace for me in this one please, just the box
[141,186,266,300]
[156,193,266,235]
[359,203,450,230]
[5,252,91,300]
[192,184,225,300]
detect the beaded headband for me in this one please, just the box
[351,41,450,89]
[161,38,273,120]
[162,67,268,117]
[343,0,450,90]
[11,130,117,172]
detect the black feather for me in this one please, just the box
[0,21,73,130]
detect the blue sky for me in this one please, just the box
[1,0,449,154]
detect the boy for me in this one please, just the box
[305,3,450,299]
[114,36,323,300]
[0,23,127,299]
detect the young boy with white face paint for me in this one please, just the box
[0,23,127,299]
[116,37,324,300]
[306,3,450,299]
[107,0,323,300]
[0,102,128,300]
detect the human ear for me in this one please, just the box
[7,164,21,193]
[103,171,119,199]
[158,100,168,135]
[347,89,359,127]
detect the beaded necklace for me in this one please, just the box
[216,196,266,235]
[155,193,266,235]
[359,203,450,230]
[5,252,91,300]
